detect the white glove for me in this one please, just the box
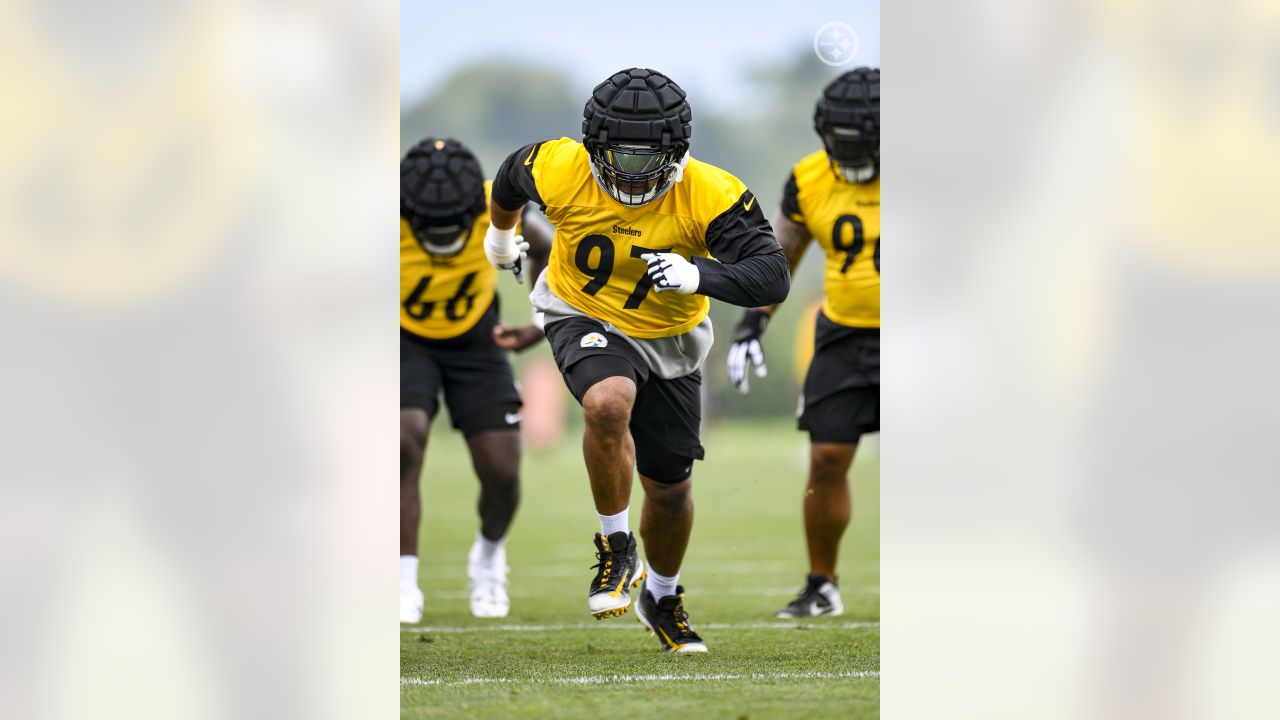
[727,339,768,393]
[727,309,769,394]
[484,224,531,284]
[640,252,700,294]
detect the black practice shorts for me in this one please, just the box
[544,316,704,484]
[798,311,880,444]
[400,326,522,436]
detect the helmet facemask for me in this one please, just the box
[821,126,879,183]
[586,141,687,207]
[405,208,475,258]
[417,224,470,257]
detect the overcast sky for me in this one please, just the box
[401,0,880,112]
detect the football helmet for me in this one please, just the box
[582,68,692,207]
[400,137,488,256]
[815,67,880,183]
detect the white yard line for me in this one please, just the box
[402,670,878,687]
[425,586,878,599]
[419,561,880,576]
[401,621,878,633]
[401,678,514,686]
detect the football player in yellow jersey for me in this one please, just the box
[727,68,880,618]
[483,68,790,652]
[400,138,553,624]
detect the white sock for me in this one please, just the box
[598,507,629,536]
[646,568,679,601]
[473,531,505,563]
[400,555,419,587]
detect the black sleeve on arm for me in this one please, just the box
[692,190,791,307]
[491,142,545,212]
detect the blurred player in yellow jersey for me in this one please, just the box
[400,138,552,623]
[727,68,880,618]
[483,68,790,652]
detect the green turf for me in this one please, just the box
[401,418,879,719]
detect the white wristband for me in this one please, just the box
[483,224,519,265]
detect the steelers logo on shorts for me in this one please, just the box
[580,332,609,348]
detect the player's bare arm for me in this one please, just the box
[760,212,813,315]
[488,200,522,230]
[483,199,529,282]
[492,208,554,351]
[484,141,549,284]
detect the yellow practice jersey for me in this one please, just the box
[400,181,509,340]
[495,138,764,339]
[783,150,880,328]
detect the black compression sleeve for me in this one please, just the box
[491,142,545,211]
[693,190,791,307]
[693,252,790,307]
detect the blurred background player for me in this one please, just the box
[483,68,790,652]
[727,68,880,618]
[400,137,552,623]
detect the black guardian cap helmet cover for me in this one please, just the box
[815,67,880,183]
[401,137,488,256]
[582,68,692,207]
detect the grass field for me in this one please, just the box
[401,418,879,719]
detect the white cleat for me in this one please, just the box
[468,542,511,618]
[400,583,424,624]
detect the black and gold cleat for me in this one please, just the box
[635,583,708,653]
[774,574,844,618]
[587,531,645,619]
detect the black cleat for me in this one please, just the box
[636,583,708,653]
[587,531,645,619]
[774,574,844,618]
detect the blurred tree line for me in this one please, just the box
[402,53,851,417]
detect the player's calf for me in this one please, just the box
[803,441,856,582]
[468,429,523,542]
[465,429,523,618]
[400,410,429,623]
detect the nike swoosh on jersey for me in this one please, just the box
[524,148,536,166]
[743,195,755,211]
